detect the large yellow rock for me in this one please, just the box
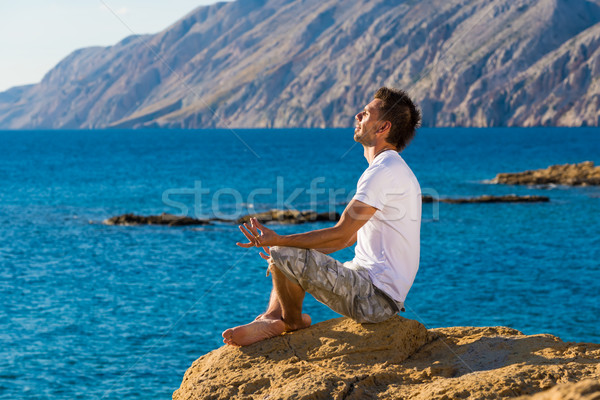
[517,379,600,400]
[173,316,428,400]
[173,317,600,400]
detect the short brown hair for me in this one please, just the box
[374,87,421,151]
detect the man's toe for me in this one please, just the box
[222,328,233,339]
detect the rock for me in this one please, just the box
[490,162,600,186]
[103,209,339,227]
[173,316,429,400]
[516,379,600,400]
[173,317,600,400]
[422,194,550,203]
[103,213,211,226]
[237,209,340,224]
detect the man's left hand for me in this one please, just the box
[236,218,279,251]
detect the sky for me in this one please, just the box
[0,0,227,92]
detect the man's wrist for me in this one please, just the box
[272,235,286,247]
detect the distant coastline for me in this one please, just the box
[1,0,599,130]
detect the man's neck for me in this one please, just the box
[364,143,397,164]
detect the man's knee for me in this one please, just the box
[268,246,283,272]
[352,292,399,324]
[268,245,282,260]
[268,246,306,284]
[269,246,304,267]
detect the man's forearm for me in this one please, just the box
[313,244,349,254]
[313,232,357,254]
[313,247,340,255]
[274,226,349,250]
[247,199,372,251]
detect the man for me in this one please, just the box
[223,87,422,346]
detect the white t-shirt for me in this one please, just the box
[352,150,421,304]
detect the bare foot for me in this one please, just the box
[222,314,312,346]
[222,318,285,346]
[284,313,312,332]
[254,313,267,321]
[254,312,281,321]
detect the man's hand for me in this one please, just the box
[237,218,276,260]
[236,217,279,248]
[258,246,271,260]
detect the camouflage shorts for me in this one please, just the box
[268,246,402,323]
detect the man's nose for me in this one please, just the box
[355,112,362,121]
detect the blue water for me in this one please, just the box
[1,128,599,399]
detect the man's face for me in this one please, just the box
[354,98,384,145]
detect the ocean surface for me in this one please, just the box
[0,127,599,399]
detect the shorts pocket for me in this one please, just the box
[330,263,356,297]
[353,293,396,324]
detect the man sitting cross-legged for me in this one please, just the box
[222,87,422,346]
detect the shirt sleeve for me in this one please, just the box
[353,165,389,210]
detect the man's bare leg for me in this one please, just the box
[255,288,282,321]
[222,265,311,346]
[270,264,309,331]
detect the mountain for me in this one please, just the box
[1,0,599,129]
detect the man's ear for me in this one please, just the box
[378,120,391,135]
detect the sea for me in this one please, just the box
[0,127,599,399]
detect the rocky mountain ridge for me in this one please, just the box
[1,0,599,129]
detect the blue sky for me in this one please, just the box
[0,0,227,92]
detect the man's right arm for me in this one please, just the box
[314,232,357,254]
[238,199,376,251]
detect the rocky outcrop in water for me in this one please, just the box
[237,210,340,224]
[104,209,340,226]
[491,162,600,186]
[103,213,211,226]
[422,194,550,203]
[1,0,600,129]
[173,316,600,400]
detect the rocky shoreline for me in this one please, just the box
[422,194,549,204]
[173,317,600,400]
[103,195,550,227]
[103,162,600,227]
[102,210,340,226]
[236,210,340,225]
[103,212,211,226]
[490,162,600,186]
